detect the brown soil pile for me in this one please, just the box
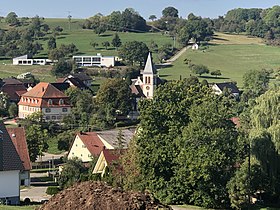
[37,181,172,210]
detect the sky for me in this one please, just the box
[1,0,280,19]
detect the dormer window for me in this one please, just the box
[59,99,64,105]
[48,99,53,105]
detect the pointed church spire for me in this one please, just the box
[143,52,157,74]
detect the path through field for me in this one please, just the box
[167,47,187,63]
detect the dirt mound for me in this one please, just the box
[37,181,171,210]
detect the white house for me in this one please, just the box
[73,54,115,67]
[18,82,71,121]
[13,55,52,66]
[212,82,240,98]
[0,122,24,205]
[68,129,135,163]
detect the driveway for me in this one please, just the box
[21,186,51,202]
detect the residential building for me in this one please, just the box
[73,54,115,68]
[7,127,31,186]
[68,129,135,162]
[212,82,240,97]
[1,78,27,103]
[18,82,71,121]
[92,149,126,177]
[0,122,24,205]
[68,132,105,162]
[13,55,52,66]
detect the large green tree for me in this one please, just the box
[119,41,149,66]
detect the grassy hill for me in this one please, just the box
[159,33,280,86]
[1,17,280,87]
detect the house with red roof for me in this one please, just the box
[92,148,126,177]
[1,78,27,103]
[0,122,24,205]
[67,129,134,163]
[7,127,31,186]
[18,82,71,121]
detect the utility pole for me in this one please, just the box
[67,11,72,31]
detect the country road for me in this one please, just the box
[167,47,187,63]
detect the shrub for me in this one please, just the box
[46,186,60,195]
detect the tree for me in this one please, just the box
[90,41,99,50]
[102,41,110,50]
[243,69,270,98]
[210,70,222,77]
[58,158,88,189]
[173,98,238,208]
[47,36,56,50]
[111,33,122,50]
[124,81,212,198]
[8,103,18,117]
[149,15,157,22]
[192,64,209,76]
[6,12,19,26]
[113,129,126,150]
[48,48,64,61]
[57,131,76,151]
[51,59,72,77]
[119,41,149,66]
[162,7,179,18]
[92,78,132,128]
[0,92,9,116]
[26,123,48,162]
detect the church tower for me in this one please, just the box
[142,52,157,99]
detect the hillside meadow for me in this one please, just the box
[1,17,280,87]
[159,33,280,87]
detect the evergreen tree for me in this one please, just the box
[111,33,122,50]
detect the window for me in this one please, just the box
[62,108,68,112]
[83,57,91,62]
[46,108,51,113]
[81,154,83,157]
[59,99,64,105]
[82,145,86,148]
[148,77,151,84]
[46,116,50,120]
[51,116,56,120]
[48,99,53,105]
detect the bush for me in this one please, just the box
[46,186,60,195]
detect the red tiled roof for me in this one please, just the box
[103,149,126,165]
[78,132,104,157]
[7,127,32,170]
[21,82,67,98]
[231,117,240,128]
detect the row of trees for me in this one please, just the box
[83,8,147,35]
[213,6,280,44]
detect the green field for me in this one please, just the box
[160,33,280,86]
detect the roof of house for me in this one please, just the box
[3,78,23,85]
[70,73,92,81]
[51,82,70,92]
[0,122,24,171]
[96,128,135,149]
[143,52,157,75]
[77,132,105,157]
[66,77,89,90]
[214,82,240,94]
[7,127,32,171]
[130,81,146,98]
[1,84,27,101]
[103,149,126,165]
[21,82,68,98]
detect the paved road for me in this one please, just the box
[21,186,51,202]
[35,152,67,162]
[167,47,187,62]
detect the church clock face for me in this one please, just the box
[146,86,150,90]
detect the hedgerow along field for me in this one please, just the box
[159,32,280,87]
